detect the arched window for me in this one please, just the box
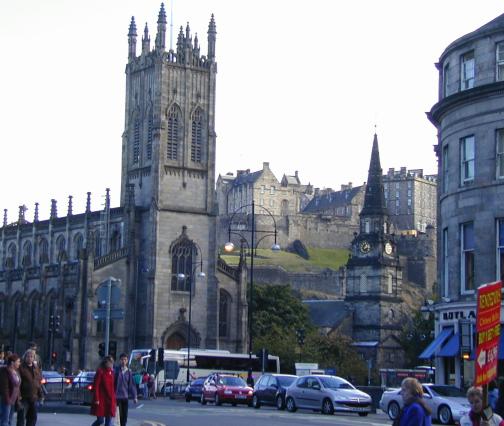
[219,290,231,338]
[387,274,393,294]
[56,235,66,262]
[39,238,49,264]
[146,109,153,161]
[73,233,84,259]
[95,232,101,257]
[5,243,17,269]
[133,115,141,164]
[29,296,40,340]
[22,241,32,267]
[191,109,203,162]
[110,230,121,252]
[170,237,196,292]
[167,105,180,160]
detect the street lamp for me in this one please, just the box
[224,200,280,369]
[176,246,205,383]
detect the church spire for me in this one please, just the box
[360,133,388,217]
[207,14,216,62]
[156,3,167,51]
[128,16,137,61]
[142,23,150,54]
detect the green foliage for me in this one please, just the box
[306,247,349,270]
[399,310,435,368]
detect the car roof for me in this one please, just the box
[269,374,298,377]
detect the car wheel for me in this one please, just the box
[286,396,297,413]
[358,412,368,417]
[215,393,222,406]
[438,405,453,425]
[321,398,334,415]
[276,395,285,410]
[200,393,207,405]
[252,394,261,409]
[388,401,400,420]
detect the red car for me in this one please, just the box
[200,373,253,406]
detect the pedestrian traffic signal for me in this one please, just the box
[157,347,164,367]
[98,342,105,357]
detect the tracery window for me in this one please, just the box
[167,105,180,160]
[133,116,141,164]
[5,243,16,268]
[170,238,196,292]
[73,233,84,259]
[39,238,49,264]
[22,241,32,267]
[191,109,203,163]
[146,110,153,161]
[219,290,231,338]
[56,235,66,261]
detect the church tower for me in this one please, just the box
[345,134,404,368]
[121,5,219,350]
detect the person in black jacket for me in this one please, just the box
[114,354,137,426]
[494,378,504,418]
[16,350,43,426]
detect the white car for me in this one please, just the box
[379,384,470,425]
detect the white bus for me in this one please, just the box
[128,348,280,386]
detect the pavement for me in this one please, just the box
[38,412,166,426]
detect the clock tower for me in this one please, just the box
[345,134,404,368]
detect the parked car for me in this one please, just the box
[285,375,372,416]
[64,371,95,405]
[185,377,207,402]
[252,373,297,409]
[201,373,253,406]
[379,384,470,425]
[41,371,66,396]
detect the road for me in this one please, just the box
[37,398,392,426]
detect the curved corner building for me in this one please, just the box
[425,13,504,387]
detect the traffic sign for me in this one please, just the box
[97,280,121,306]
[92,308,125,320]
[475,280,502,386]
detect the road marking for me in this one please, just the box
[140,422,166,426]
[136,404,144,409]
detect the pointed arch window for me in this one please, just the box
[167,105,179,160]
[73,233,84,259]
[191,109,203,162]
[146,109,153,161]
[5,243,17,269]
[133,116,141,164]
[39,238,49,264]
[30,296,40,340]
[22,241,32,267]
[219,290,231,338]
[56,235,66,262]
[170,237,196,292]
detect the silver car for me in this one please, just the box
[285,375,372,416]
[379,384,470,425]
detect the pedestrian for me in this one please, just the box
[25,345,41,371]
[147,375,156,400]
[393,377,432,426]
[114,354,137,426]
[460,386,504,426]
[246,369,254,387]
[0,352,6,367]
[0,354,21,426]
[91,356,116,426]
[16,349,43,426]
[141,372,149,400]
[490,380,499,411]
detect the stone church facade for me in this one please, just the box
[0,5,248,371]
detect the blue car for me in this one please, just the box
[185,377,207,402]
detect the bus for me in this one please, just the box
[129,348,280,386]
[379,367,435,388]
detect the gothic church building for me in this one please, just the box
[0,4,247,371]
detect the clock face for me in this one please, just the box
[359,240,371,254]
[385,242,393,255]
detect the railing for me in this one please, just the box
[94,247,129,270]
[217,256,239,280]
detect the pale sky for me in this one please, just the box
[1,0,503,220]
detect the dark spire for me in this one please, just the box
[105,188,111,210]
[67,195,73,216]
[207,14,216,62]
[50,199,58,220]
[156,3,167,51]
[128,16,138,61]
[34,203,39,222]
[142,22,150,54]
[86,192,91,213]
[18,205,27,224]
[194,33,199,50]
[2,209,6,227]
[360,133,388,216]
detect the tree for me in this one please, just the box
[399,310,434,367]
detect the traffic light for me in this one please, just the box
[296,328,305,346]
[109,341,117,360]
[98,342,105,357]
[255,348,269,373]
[157,347,164,367]
[51,352,57,363]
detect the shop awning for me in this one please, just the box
[438,333,460,357]
[419,328,453,359]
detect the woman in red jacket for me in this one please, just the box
[91,356,116,426]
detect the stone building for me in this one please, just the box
[422,12,504,388]
[0,5,248,371]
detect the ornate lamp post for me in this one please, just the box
[176,243,205,383]
[224,200,280,368]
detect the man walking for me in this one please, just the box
[114,354,137,426]
[17,349,43,426]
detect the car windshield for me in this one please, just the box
[319,377,355,390]
[192,379,204,386]
[429,386,466,398]
[277,376,296,387]
[221,377,247,387]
